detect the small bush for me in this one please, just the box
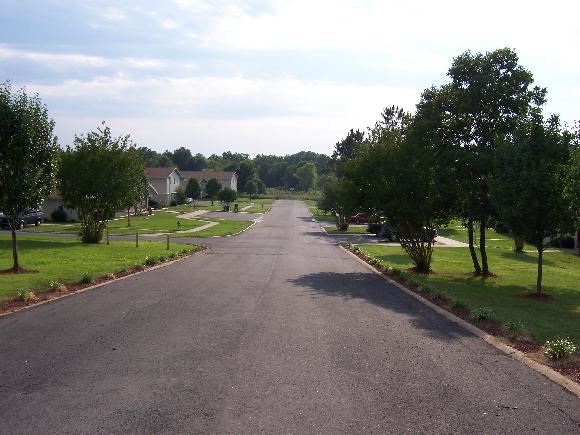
[502,320,526,337]
[391,268,403,278]
[471,307,495,322]
[133,263,145,271]
[431,290,443,301]
[48,280,68,293]
[104,273,116,280]
[450,299,469,310]
[168,252,177,260]
[50,209,68,223]
[144,256,159,266]
[79,272,93,284]
[16,289,39,303]
[544,338,577,360]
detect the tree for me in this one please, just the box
[295,162,318,191]
[58,123,145,243]
[245,179,257,201]
[236,160,257,193]
[317,175,358,231]
[175,185,187,205]
[332,129,365,162]
[186,177,201,200]
[421,48,546,276]
[0,82,59,271]
[205,178,222,205]
[124,167,148,227]
[218,187,237,204]
[492,113,579,293]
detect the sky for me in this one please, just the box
[1,0,579,157]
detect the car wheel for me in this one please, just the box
[16,221,24,230]
[35,219,41,226]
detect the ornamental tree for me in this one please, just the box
[0,82,59,271]
[58,123,145,243]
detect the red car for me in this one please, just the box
[349,212,369,224]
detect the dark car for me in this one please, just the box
[349,212,369,224]
[0,209,44,229]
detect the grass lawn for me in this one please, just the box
[24,211,209,235]
[356,243,580,344]
[186,219,253,237]
[309,207,335,222]
[325,225,368,234]
[0,234,198,302]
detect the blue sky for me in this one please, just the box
[1,0,578,157]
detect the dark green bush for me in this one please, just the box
[50,209,68,222]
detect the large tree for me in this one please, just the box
[58,123,145,243]
[0,82,59,271]
[295,161,318,191]
[492,113,579,293]
[423,48,546,276]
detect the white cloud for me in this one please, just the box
[101,7,127,21]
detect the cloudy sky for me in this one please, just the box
[1,0,578,157]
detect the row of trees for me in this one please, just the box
[320,48,579,293]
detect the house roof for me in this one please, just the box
[144,167,181,179]
[181,171,236,180]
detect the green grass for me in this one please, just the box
[25,211,209,235]
[0,234,199,301]
[309,207,335,222]
[357,243,580,344]
[187,219,253,237]
[438,221,516,250]
[325,225,368,234]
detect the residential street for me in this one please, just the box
[0,200,578,433]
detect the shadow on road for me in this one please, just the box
[288,271,471,343]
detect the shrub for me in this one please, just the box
[450,299,469,310]
[133,263,145,271]
[391,268,403,278]
[431,290,443,301]
[502,320,527,337]
[79,272,93,284]
[470,307,495,322]
[544,338,577,360]
[48,280,67,293]
[144,256,159,266]
[16,289,39,303]
[50,209,68,222]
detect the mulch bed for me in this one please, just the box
[347,245,580,389]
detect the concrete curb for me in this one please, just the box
[0,247,206,319]
[340,245,580,399]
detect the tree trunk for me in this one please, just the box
[127,207,131,227]
[335,213,349,231]
[536,243,544,294]
[514,235,525,253]
[467,217,481,275]
[10,225,19,271]
[480,215,490,276]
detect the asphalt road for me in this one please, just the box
[0,200,578,434]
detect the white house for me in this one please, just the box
[144,167,183,206]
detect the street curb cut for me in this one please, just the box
[340,245,580,399]
[0,247,206,319]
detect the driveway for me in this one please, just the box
[0,200,578,433]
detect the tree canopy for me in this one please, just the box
[58,123,145,243]
[0,82,59,270]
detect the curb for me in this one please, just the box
[0,248,206,319]
[340,245,580,399]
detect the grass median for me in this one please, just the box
[0,234,200,302]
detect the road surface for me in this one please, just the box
[0,200,578,433]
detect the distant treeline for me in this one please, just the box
[137,147,331,192]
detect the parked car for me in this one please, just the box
[350,212,369,224]
[0,209,44,229]
[367,223,397,241]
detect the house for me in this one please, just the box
[144,167,183,206]
[180,171,238,196]
[42,192,79,222]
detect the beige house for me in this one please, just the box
[42,192,80,222]
[180,171,237,197]
[145,167,183,206]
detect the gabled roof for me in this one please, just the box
[181,171,236,180]
[144,167,182,179]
